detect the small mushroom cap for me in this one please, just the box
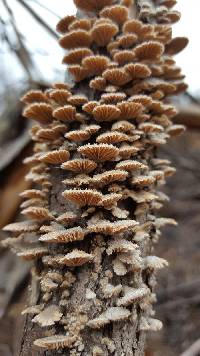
[133,41,164,60]
[21,90,48,104]
[56,15,76,33]
[21,207,53,221]
[61,159,97,173]
[39,150,70,164]
[32,305,63,327]
[63,48,93,65]
[34,334,76,349]
[39,227,85,243]
[23,103,53,124]
[62,189,103,207]
[59,30,92,49]
[117,287,149,306]
[3,221,39,233]
[100,5,129,25]
[78,143,119,162]
[91,22,118,47]
[74,0,114,12]
[93,104,121,122]
[55,250,94,266]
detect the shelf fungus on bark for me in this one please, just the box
[88,306,131,329]
[2,0,188,353]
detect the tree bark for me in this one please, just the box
[14,0,179,355]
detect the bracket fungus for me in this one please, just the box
[2,0,187,354]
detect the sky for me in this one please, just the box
[0,0,199,96]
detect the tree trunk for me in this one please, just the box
[8,0,185,355]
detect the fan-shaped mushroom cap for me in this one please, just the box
[107,239,137,255]
[65,129,90,142]
[53,83,71,90]
[118,33,138,48]
[68,65,90,82]
[93,104,121,121]
[166,124,185,136]
[113,257,128,276]
[21,207,53,221]
[74,0,114,12]
[93,170,128,185]
[103,68,131,85]
[61,159,97,173]
[88,306,130,329]
[55,250,94,266]
[131,175,155,187]
[102,193,122,207]
[90,77,107,91]
[39,150,70,164]
[143,256,168,270]
[67,95,88,106]
[23,103,53,124]
[34,334,76,350]
[119,144,140,158]
[20,198,47,209]
[56,212,77,224]
[63,48,93,65]
[113,50,135,65]
[91,22,118,47]
[139,122,164,133]
[69,18,92,31]
[117,287,149,306]
[35,128,61,141]
[82,55,110,74]
[39,227,85,243]
[53,105,76,122]
[3,221,39,233]
[123,19,144,34]
[111,120,135,132]
[165,36,188,56]
[116,160,147,171]
[100,5,128,25]
[62,189,103,206]
[18,247,48,260]
[48,89,71,105]
[84,124,101,135]
[133,41,164,60]
[128,94,153,106]
[78,143,119,161]
[96,131,130,144]
[20,189,46,200]
[87,219,138,235]
[59,30,92,49]
[100,92,126,104]
[82,101,99,114]
[117,101,143,119]
[21,90,48,104]
[124,63,151,78]
[56,15,76,33]
[32,305,62,327]
[139,317,163,331]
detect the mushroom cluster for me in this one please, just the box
[3,0,187,353]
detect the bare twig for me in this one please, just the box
[180,339,200,356]
[2,0,39,81]
[16,0,59,39]
[30,0,61,19]
[158,279,200,304]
